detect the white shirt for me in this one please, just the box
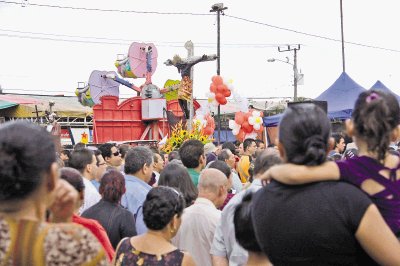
[210,179,263,266]
[79,177,101,215]
[173,197,221,266]
[153,171,160,184]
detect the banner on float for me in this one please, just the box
[69,128,92,145]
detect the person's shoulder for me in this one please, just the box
[42,222,108,265]
[81,201,102,216]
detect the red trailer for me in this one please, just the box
[92,95,199,143]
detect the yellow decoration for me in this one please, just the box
[162,121,212,153]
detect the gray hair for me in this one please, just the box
[124,146,154,174]
[218,149,232,161]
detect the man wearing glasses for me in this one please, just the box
[98,143,123,169]
[91,150,108,191]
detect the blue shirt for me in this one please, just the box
[121,174,152,235]
[91,179,100,191]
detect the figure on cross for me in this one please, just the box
[164,53,217,119]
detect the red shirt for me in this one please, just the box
[73,214,115,262]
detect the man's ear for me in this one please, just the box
[199,154,205,166]
[86,163,92,174]
[47,162,59,193]
[328,137,335,151]
[345,119,354,138]
[104,156,111,163]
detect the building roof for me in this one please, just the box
[0,94,92,118]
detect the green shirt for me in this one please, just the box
[187,168,200,187]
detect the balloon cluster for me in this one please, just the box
[193,109,215,137]
[208,75,232,105]
[229,110,264,142]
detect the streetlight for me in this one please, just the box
[267,57,299,101]
[210,3,228,145]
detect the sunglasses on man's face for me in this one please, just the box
[112,151,120,156]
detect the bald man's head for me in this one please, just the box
[199,168,226,191]
[197,168,228,208]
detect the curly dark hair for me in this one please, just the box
[158,163,198,206]
[352,90,400,161]
[179,139,204,168]
[143,186,185,230]
[0,122,56,201]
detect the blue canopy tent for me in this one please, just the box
[213,130,236,143]
[369,80,400,101]
[263,72,366,127]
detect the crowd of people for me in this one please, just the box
[1,89,400,265]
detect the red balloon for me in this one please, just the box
[203,126,213,136]
[215,93,226,104]
[212,75,223,86]
[206,115,215,129]
[216,84,226,94]
[210,84,217,93]
[235,112,245,125]
[236,128,246,142]
[242,121,253,133]
[223,89,231,97]
[244,112,251,121]
[219,97,227,105]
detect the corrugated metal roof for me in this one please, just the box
[0,99,18,110]
[0,94,92,118]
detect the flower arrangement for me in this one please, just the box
[162,121,212,153]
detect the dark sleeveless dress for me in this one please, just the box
[114,237,184,266]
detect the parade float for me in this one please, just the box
[76,42,217,144]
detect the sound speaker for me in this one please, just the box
[288,101,328,114]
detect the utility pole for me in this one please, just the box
[340,0,346,72]
[210,3,227,145]
[278,44,300,101]
[185,41,194,131]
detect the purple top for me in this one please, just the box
[337,156,400,235]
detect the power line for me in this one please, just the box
[1,1,399,53]
[0,0,213,16]
[0,30,288,48]
[224,14,400,53]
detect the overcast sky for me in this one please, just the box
[1,0,400,101]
